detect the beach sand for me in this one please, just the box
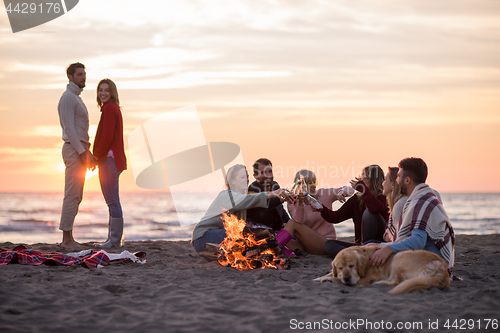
[1,234,499,333]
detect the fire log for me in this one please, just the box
[253,229,273,240]
[249,260,263,269]
[242,244,271,257]
[258,254,274,263]
[264,238,279,248]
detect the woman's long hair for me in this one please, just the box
[96,78,120,109]
[357,164,385,210]
[224,164,248,220]
[386,167,403,212]
[225,164,247,191]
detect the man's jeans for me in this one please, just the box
[59,143,86,231]
[99,157,123,218]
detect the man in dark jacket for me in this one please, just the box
[247,158,290,231]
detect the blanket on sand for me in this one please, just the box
[0,245,146,269]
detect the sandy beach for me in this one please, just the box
[1,234,499,333]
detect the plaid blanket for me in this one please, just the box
[0,245,142,269]
[396,183,455,272]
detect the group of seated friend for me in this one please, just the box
[191,157,455,275]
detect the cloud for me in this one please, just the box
[9,63,64,74]
[126,109,232,120]
[0,147,59,159]
[1,2,499,128]
[19,125,98,138]
[85,47,217,72]
[2,0,499,93]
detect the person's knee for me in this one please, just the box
[362,209,383,225]
[63,194,83,205]
[362,209,377,218]
[362,210,374,225]
[324,240,347,257]
[192,239,206,252]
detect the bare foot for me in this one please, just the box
[59,240,85,250]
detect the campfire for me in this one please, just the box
[217,213,290,271]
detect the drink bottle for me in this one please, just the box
[304,193,323,210]
[299,175,323,210]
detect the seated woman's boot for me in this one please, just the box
[275,229,297,257]
[276,229,293,247]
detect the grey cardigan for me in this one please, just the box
[191,190,269,242]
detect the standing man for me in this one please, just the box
[58,62,96,249]
[369,157,455,275]
[247,158,290,231]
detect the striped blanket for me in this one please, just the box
[0,245,145,269]
[395,183,455,272]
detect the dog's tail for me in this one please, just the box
[389,277,432,294]
[389,260,451,295]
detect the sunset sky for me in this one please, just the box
[0,0,499,193]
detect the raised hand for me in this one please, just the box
[337,186,355,203]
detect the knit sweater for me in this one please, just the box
[58,82,89,154]
[320,184,389,243]
[288,188,343,239]
[384,195,408,242]
[93,102,127,172]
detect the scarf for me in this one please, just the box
[395,183,455,271]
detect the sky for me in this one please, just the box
[0,0,499,193]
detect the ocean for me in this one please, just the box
[0,192,499,244]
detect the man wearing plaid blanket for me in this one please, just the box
[369,157,456,275]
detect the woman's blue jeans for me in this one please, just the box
[193,229,227,252]
[99,157,123,218]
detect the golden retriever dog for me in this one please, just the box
[314,244,450,294]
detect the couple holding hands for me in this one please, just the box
[57,62,126,249]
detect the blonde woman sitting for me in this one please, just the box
[275,170,353,255]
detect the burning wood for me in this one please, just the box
[217,213,290,270]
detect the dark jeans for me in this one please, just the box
[361,209,386,243]
[193,229,227,252]
[99,157,123,218]
[324,209,386,258]
[323,238,383,258]
[324,239,358,257]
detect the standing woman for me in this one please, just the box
[93,79,127,248]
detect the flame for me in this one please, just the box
[217,213,288,271]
